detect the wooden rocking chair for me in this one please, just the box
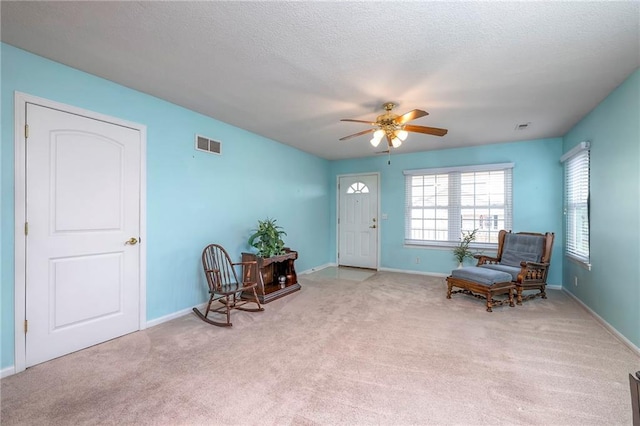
[193,244,264,327]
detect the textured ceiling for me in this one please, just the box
[2,1,639,160]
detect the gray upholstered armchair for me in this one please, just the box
[475,230,554,304]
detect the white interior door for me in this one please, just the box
[338,174,378,268]
[25,103,141,367]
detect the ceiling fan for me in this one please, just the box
[339,102,448,149]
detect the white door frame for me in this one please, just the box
[336,172,380,269]
[13,92,147,374]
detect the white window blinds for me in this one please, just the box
[562,141,590,264]
[404,163,513,247]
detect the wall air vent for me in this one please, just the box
[515,122,531,131]
[195,134,222,155]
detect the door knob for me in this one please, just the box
[125,237,138,245]
[369,224,377,229]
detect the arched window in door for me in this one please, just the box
[346,182,369,194]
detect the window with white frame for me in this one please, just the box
[404,163,513,247]
[561,141,590,265]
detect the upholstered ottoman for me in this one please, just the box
[446,267,515,312]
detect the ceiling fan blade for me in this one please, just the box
[394,109,428,125]
[340,119,377,125]
[339,128,376,141]
[404,124,448,137]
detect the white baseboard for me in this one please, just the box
[5,283,635,379]
[563,288,640,357]
[301,264,448,278]
[1,365,15,378]
[299,262,337,275]
[146,303,207,328]
[377,267,448,278]
[147,261,338,328]
[0,304,209,378]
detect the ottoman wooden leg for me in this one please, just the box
[508,288,515,307]
[486,291,493,312]
[446,281,452,299]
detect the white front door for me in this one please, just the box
[338,174,379,269]
[25,103,142,367]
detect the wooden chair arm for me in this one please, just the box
[231,261,257,267]
[232,261,257,284]
[519,261,549,268]
[475,254,500,266]
[518,262,550,283]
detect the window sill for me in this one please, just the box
[566,255,591,271]
[404,241,498,251]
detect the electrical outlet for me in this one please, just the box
[415,257,420,264]
[574,276,578,287]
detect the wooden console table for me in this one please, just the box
[241,249,300,303]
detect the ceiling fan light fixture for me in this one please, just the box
[339,102,448,148]
[396,130,408,141]
[370,129,384,147]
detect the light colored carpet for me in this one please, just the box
[2,270,639,425]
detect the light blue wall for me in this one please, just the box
[329,138,564,284]
[2,41,636,370]
[562,68,640,348]
[1,44,331,368]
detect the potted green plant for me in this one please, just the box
[248,218,287,258]
[453,229,478,268]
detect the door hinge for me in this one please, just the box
[24,320,28,333]
[24,222,29,236]
[25,124,29,138]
